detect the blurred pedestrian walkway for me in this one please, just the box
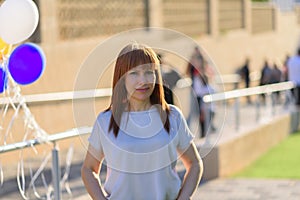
[75,178,300,200]
[194,178,300,200]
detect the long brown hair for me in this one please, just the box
[106,43,170,137]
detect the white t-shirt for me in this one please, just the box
[88,105,194,200]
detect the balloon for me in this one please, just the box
[0,67,7,93]
[0,37,12,60]
[8,43,46,85]
[0,0,39,44]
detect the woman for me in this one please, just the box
[81,43,203,200]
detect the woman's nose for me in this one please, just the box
[137,74,147,84]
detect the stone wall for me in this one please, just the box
[200,114,291,180]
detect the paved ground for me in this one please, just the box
[76,178,300,200]
[195,178,300,200]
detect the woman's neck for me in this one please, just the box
[127,100,152,111]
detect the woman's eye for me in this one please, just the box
[129,71,137,75]
[146,70,154,75]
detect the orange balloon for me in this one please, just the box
[0,37,12,60]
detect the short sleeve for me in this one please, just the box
[172,106,195,151]
[88,117,104,160]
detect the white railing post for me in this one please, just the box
[234,97,240,131]
[271,92,276,116]
[52,142,61,200]
[204,103,210,136]
[255,94,261,122]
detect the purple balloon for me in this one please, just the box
[0,67,7,93]
[8,43,46,85]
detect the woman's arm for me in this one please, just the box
[81,145,107,200]
[176,142,203,200]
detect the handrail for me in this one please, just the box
[0,72,262,106]
[0,88,112,105]
[202,81,295,131]
[203,81,295,103]
[214,74,240,84]
[0,126,92,154]
[214,71,261,85]
[0,71,263,105]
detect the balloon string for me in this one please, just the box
[0,60,49,145]
[28,152,51,199]
[7,74,49,142]
[29,167,42,199]
[61,144,74,197]
[0,45,11,61]
[17,155,28,200]
[46,185,54,200]
[22,127,39,155]
[2,75,23,144]
[0,100,9,125]
[3,99,21,144]
[29,152,51,188]
[0,87,10,128]
[0,50,52,199]
[0,101,7,143]
[17,87,48,142]
[41,173,49,198]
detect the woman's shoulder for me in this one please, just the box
[96,109,112,121]
[168,104,184,118]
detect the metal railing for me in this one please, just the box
[0,88,112,200]
[203,81,295,130]
[0,88,112,105]
[0,126,92,154]
[0,126,92,200]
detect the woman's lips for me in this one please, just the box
[136,87,149,92]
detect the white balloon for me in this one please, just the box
[0,0,39,44]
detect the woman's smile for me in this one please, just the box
[135,86,150,92]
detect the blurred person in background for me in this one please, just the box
[282,54,290,82]
[270,62,282,104]
[186,46,206,137]
[282,54,292,107]
[287,48,300,106]
[157,53,181,105]
[259,59,272,105]
[239,58,252,104]
[198,75,216,137]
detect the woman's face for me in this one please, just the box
[125,64,156,103]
